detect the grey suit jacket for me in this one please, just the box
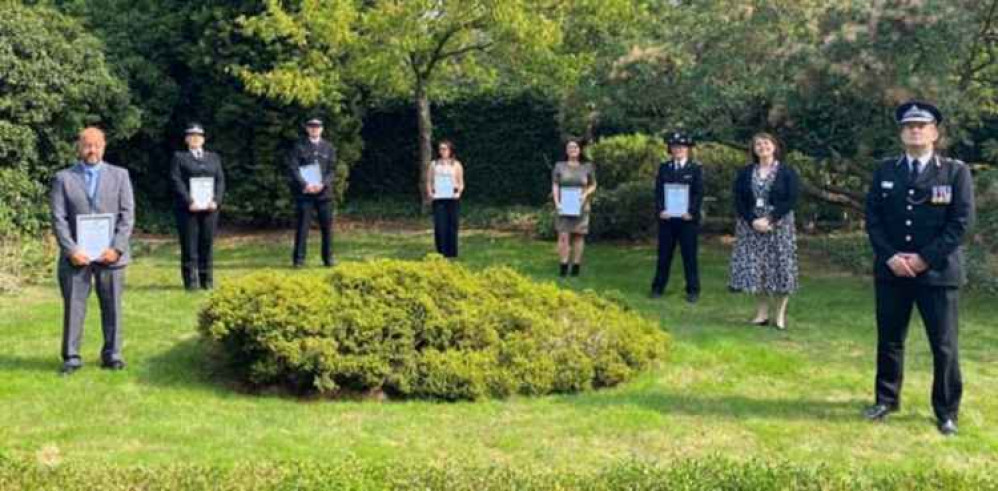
[50,162,136,268]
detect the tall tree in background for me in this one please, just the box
[235,0,638,202]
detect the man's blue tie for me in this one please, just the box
[85,167,98,202]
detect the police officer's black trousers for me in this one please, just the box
[293,198,333,266]
[651,219,699,294]
[175,208,218,289]
[874,280,962,421]
[432,199,459,258]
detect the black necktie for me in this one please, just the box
[909,159,920,183]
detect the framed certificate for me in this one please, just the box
[559,186,583,217]
[299,164,322,187]
[664,183,690,217]
[190,177,215,209]
[433,174,455,200]
[75,213,115,260]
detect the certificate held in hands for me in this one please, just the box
[76,213,115,261]
[664,183,690,218]
[433,174,455,200]
[559,186,583,217]
[190,177,215,210]
[299,163,322,187]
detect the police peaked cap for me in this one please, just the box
[666,131,695,147]
[895,101,943,125]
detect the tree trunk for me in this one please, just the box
[415,82,433,206]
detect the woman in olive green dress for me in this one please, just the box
[551,139,597,277]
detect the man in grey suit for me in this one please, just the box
[50,127,135,375]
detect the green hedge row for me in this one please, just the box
[2,456,995,490]
[198,257,669,400]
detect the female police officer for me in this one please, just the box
[650,132,704,303]
[170,123,225,290]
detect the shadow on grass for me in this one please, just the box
[563,389,877,423]
[0,354,59,374]
[138,336,233,393]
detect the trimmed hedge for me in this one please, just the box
[2,457,995,490]
[198,257,669,400]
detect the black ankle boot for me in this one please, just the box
[559,263,569,277]
[570,264,580,276]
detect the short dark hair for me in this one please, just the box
[750,132,783,163]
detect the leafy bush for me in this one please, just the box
[198,257,669,400]
[587,133,662,191]
[589,180,657,241]
[0,167,56,294]
[1,457,995,490]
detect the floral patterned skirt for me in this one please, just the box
[728,212,799,294]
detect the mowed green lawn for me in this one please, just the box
[1,226,996,475]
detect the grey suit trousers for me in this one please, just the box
[58,260,125,365]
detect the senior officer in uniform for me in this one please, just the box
[50,127,135,374]
[863,101,975,436]
[651,132,704,303]
[170,123,225,290]
[286,117,337,267]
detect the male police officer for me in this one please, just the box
[863,101,975,436]
[287,117,337,267]
[651,132,704,303]
[170,123,225,290]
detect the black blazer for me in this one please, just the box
[655,159,704,222]
[865,155,975,286]
[732,163,799,224]
[170,150,225,209]
[286,138,336,201]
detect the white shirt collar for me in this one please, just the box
[905,151,933,168]
[674,159,687,168]
[309,137,322,145]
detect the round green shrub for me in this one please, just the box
[198,257,670,400]
[587,133,663,191]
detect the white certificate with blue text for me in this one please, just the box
[559,186,583,217]
[434,174,455,200]
[664,184,690,217]
[190,177,214,209]
[76,213,115,260]
[299,164,322,187]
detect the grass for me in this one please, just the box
[1,225,996,478]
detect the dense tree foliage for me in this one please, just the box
[583,0,998,209]
[0,3,138,178]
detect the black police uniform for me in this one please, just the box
[865,153,975,423]
[651,158,704,298]
[286,137,336,266]
[170,148,225,289]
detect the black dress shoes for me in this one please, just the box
[863,403,898,421]
[60,364,81,376]
[649,290,663,299]
[101,360,126,371]
[686,293,699,304]
[937,418,958,436]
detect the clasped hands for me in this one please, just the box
[69,248,120,267]
[751,217,773,233]
[887,253,929,278]
[189,201,218,212]
[304,184,325,195]
[659,212,693,221]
